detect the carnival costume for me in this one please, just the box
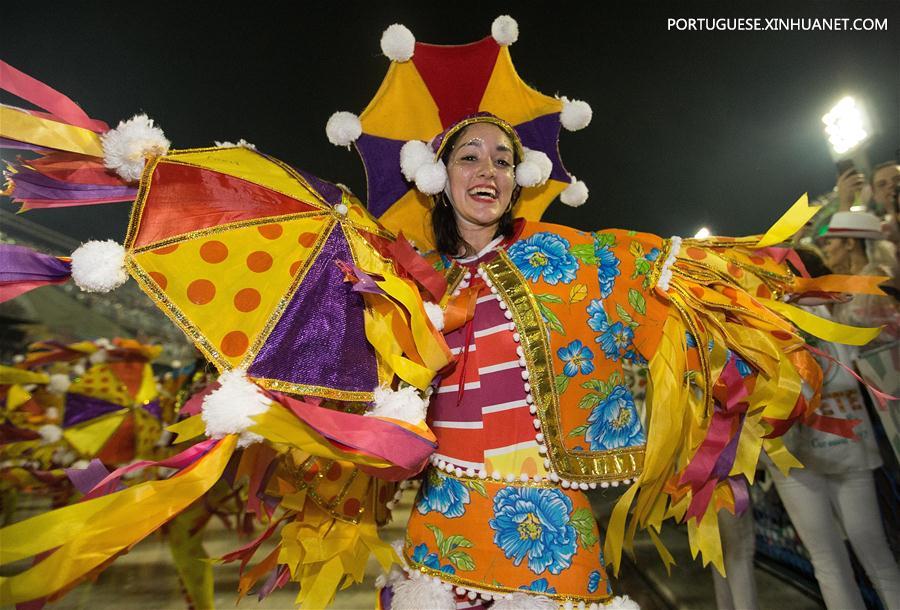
[0,16,891,610]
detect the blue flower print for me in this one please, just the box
[624,348,647,366]
[558,340,595,377]
[417,468,470,518]
[685,331,698,349]
[598,321,634,362]
[586,385,645,449]
[489,487,578,575]
[587,299,609,333]
[508,232,579,285]
[520,578,558,594]
[726,349,753,377]
[595,243,621,298]
[587,570,601,593]
[411,543,455,574]
[645,248,661,262]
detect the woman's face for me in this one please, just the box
[445,122,516,231]
[820,237,849,272]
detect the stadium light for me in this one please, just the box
[822,96,870,156]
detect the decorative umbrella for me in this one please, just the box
[124,145,446,401]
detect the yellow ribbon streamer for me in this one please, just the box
[755,193,820,248]
[0,106,103,157]
[0,366,49,386]
[761,298,883,345]
[166,414,206,443]
[0,435,236,604]
[62,410,127,455]
[6,385,32,410]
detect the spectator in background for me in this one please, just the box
[836,161,900,245]
[770,246,900,610]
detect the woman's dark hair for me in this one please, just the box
[792,245,832,278]
[431,124,520,256]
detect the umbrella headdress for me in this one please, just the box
[326,15,594,249]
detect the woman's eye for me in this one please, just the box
[496,159,511,167]
[460,155,477,162]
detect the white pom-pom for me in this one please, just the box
[400,140,433,182]
[367,386,428,424]
[516,148,552,187]
[491,15,519,46]
[47,374,71,394]
[492,593,557,610]
[45,407,60,420]
[72,362,86,376]
[423,301,445,331]
[70,240,128,293]
[381,24,416,62]
[101,114,169,182]
[391,577,456,610]
[214,139,256,150]
[560,177,589,207]
[71,459,90,470]
[414,160,447,195]
[560,97,593,131]
[607,596,640,610]
[88,350,107,365]
[325,111,362,148]
[201,369,271,447]
[38,424,63,445]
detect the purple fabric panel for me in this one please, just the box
[10,169,137,200]
[515,113,569,183]
[355,134,410,218]
[0,244,71,282]
[248,225,377,393]
[380,584,394,609]
[473,296,511,328]
[728,476,750,514]
[0,137,46,151]
[141,400,162,420]
[711,414,744,480]
[63,393,123,428]
[65,459,112,494]
[293,166,343,207]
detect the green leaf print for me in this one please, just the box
[534,293,564,304]
[578,393,603,410]
[570,507,599,549]
[570,243,597,265]
[447,550,476,571]
[443,535,473,553]
[539,302,565,335]
[463,479,488,498]
[616,304,638,329]
[594,233,617,249]
[628,288,647,315]
[555,373,570,394]
[568,424,589,437]
[425,524,444,554]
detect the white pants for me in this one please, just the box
[772,467,900,610]
[712,507,759,610]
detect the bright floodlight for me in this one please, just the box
[694,227,711,239]
[822,96,869,155]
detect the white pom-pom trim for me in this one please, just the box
[414,160,447,195]
[423,301,445,331]
[381,24,416,62]
[47,374,71,394]
[325,111,362,148]
[607,595,640,610]
[38,424,63,445]
[491,15,519,46]
[516,148,553,187]
[560,177,589,207]
[559,97,593,131]
[491,592,557,610]
[400,140,433,182]
[656,236,682,293]
[88,349,108,365]
[214,139,256,150]
[101,114,169,182]
[391,577,456,610]
[201,369,271,447]
[70,240,128,293]
[367,386,428,425]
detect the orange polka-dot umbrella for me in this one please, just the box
[123,146,402,402]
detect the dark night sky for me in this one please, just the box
[2,1,898,243]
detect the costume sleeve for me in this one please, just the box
[603,196,888,575]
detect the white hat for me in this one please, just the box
[822,211,883,240]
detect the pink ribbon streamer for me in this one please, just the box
[0,61,109,132]
[805,344,897,410]
[80,438,219,500]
